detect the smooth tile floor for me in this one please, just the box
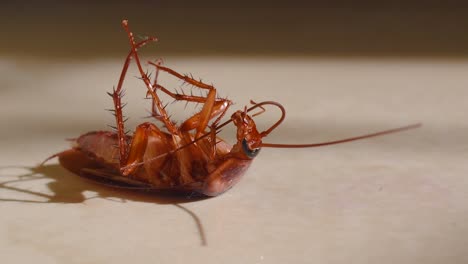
[1,57,467,263]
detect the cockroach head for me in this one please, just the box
[231,109,262,151]
[230,101,286,157]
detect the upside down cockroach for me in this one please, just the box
[43,20,421,197]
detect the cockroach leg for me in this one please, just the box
[120,21,231,180]
[120,122,172,177]
[155,65,214,90]
[151,58,164,87]
[193,89,216,138]
[121,20,178,135]
[148,58,164,120]
[108,87,128,166]
[110,37,158,167]
[116,38,158,98]
[147,61,233,138]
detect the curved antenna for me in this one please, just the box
[260,123,421,148]
[210,100,285,132]
[245,101,286,137]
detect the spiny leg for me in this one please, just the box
[148,58,164,119]
[155,64,214,90]
[124,21,231,161]
[121,20,178,135]
[150,82,232,132]
[147,61,232,137]
[152,81,229,160]
[148,62,232,159]
[148,60,222,105]
[122,20,227,173]
[116,38,157,98]
[156,79,232,156]
[110,36,158,167]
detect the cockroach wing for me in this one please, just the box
[75,131,121,167]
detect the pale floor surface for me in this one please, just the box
[0,57,467,264]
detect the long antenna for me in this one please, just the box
[260,123,421,148]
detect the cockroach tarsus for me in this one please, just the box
[42,20,421,197]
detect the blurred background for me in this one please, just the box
[2,0,468,59]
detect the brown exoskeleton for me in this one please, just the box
[43,20,421,197]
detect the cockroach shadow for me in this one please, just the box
[0,161,208,246]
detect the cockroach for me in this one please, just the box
[43,20,421,197]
